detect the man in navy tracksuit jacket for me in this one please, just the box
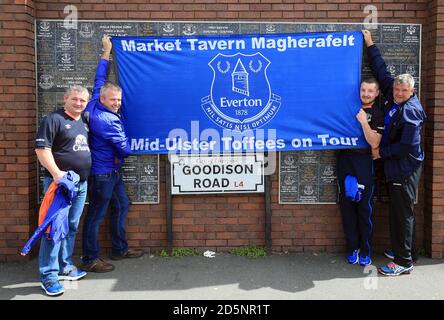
[81,35,143,273]
[363,30,426,276]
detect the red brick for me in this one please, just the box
[5,225,29,233]
[227,239,250,246]
[260,11,282,19]
[173,11,195,19]
[174,218,194,225]
[174,204,194,211]
[216,232,238,240]
[216,218,238,224]
[217,11,239,18]
[184,4,206,11]
[206,240,227,246]
[205,4,230,11]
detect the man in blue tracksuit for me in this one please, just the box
[81,35,143,273]
[337,78,384,266]
[363,30,426,276]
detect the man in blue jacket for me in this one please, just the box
[82,35,143,273]
[362,30,426,276]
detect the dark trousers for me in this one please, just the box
[82,170,130,264]
[337,153,375,257]
[388,164,422,268]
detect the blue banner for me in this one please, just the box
[112,31,364,154]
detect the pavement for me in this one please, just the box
[0,252,443,301]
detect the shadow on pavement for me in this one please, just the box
[1,251,442,299]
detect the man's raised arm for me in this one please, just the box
[362,30,394,98]
[91,35,112,100]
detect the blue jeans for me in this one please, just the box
[39,176,87,286]
[82,170,130,264]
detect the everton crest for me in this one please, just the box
[79,23,94,38]
[38,74,54,90]
[201,52,281,131]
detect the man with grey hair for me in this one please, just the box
[363,30,426,276]
[81,35,143,273]
[34,85,91,295]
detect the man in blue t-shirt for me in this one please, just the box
[35,85,91,296]
[81,35,143,273]
[363,30,426,276]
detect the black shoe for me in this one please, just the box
[110,249,144,260]
[82,258,115,273]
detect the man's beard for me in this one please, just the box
[361,98,375,107]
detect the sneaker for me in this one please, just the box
[384,248,395,260]
[346,249,359,264]
[40,281,65,296]
[110,249,144,261]
[82,258,115,273]
[378,262,413,276]
[384,248,419,264]
[59,269,87,281]
[359,255,372,266]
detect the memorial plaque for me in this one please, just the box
[121,155,160,204]
[137,22,156,36]
[35,21,420,204]
[299,184,319,203]
[319,184,338,203]
[367,28,381,44]
[260,23,283,34]
[56,51,76,72]
[298,24,318,33]
[37,41,55,62]
[56,74,89,88]
[402,25,420,44]
[300,165,318,183]
[37,21,55,39]
[381,25,402,43]
[78,41,99,62]
[77,22,96,40]
[180,23,198,36]
[299,150,318,164]
[279,151,338,204]
[37,74,55,91]
[98,23,137,36]
[378,45,418,63]
[240,23,260,34]
[200,23,239,35]
[320,164,336,184]
[158,22,178,36]
[401,64,418,77]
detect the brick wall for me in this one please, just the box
[1,0,442,261]
[0,1,37,262]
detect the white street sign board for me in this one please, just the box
[171,154,264,194]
